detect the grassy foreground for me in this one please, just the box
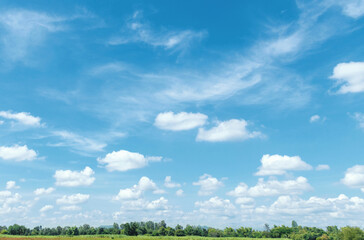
[0,235,289,240]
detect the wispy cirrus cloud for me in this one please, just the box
[107,11,207,53]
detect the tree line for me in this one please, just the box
[1,220,364,240]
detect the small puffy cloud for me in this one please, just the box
[0,111,42,127]
[255,154,312,176]
[114,176,163,201]
[164,176,181,188]
[56,193,90,205]
[176,189,184,196]
[154,112,207,131]
[316,164,330,171]
[228,177,312,197]
[341,165,364,192]
[310,115,320,123]
[6,181,19,190]
[0,145,37,162]
[98,150,162,172]
[54,167,95,187]
[193,174,224,196]
[330,62,364,94]
[196,119,262,142]
[353,112,364,130]
[40,205,53,212]
[34,187,55,195]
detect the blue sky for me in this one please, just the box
[1,0,364,228]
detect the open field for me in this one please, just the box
[0,235,289,240]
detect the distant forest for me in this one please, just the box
[1,220,364,240]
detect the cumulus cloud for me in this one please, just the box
[114,197,169,214]
[0,190,23,215]
[98,150,162,172]
[193,174,224,196]
[0,145,37,162]
[255,154,312,176]
[56,193,90,205]
[54,167,95,187]
[154,112,207,131]
[196,119,262,142]
[108,11,206,52]
[6,181,19,190]
[176,189,184,196]
[255,194,364,220]
[195,196,236,217]
[310,115,320,123]
[164,176,181,188]
[114,176,164,201]
[0,111,42,127]
[330,62,364,94]
[316,164,330,171]
[34,187,55,195]
[40,205,53,212]
[228,177,312,197]
[341,165,364,192]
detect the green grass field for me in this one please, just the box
[0,235,289,240]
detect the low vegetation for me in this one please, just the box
[0,221,363,240]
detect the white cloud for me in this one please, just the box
[330,62,364,94]
[195,196,236,217]
[108,11,206,52]
[6,181,19,190]
[0,111,42,127]
[164,176,181,188]
[255,154,312,176]
[89,62,127,75]
[60,205,81,211]
[114,197,169,214]
[154,112,207,131]
[114,176,163,201]
[316,164,330,171]
[52,130,106,154]
[228,177,312,197]
[54,167,95,187]
[0,120,3,125]
[193,174,224,196]
[98,150,162,172]
[176,189,184,196]
[0,9,65,63]
[336,0,364,19]
[341,165,364,192]
[196,119,262,142]
[248,177,312,197]
[0,145,37,162]
[34,187,55,195]
[310,115,320,123]
[40,205,53,212]
[256,194,364,220]
[56,193,90,205]
[353,112,364,130]
[0,190,23,215]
